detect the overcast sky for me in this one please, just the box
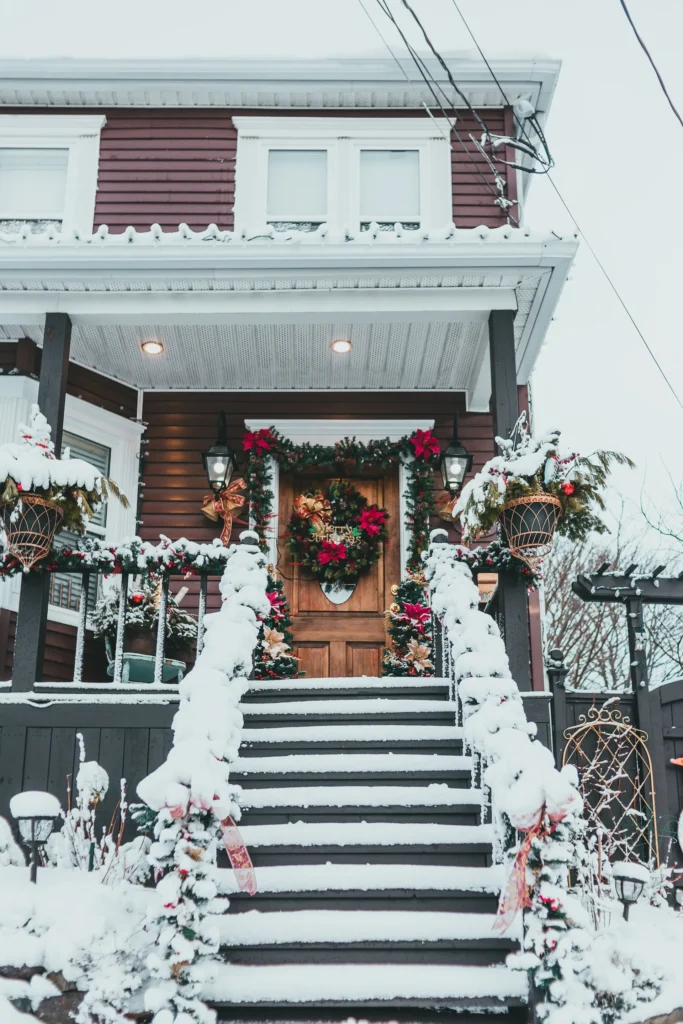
[3,0,683,534]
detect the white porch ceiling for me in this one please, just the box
[2,319,487,393]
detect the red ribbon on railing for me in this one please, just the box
[493,804,565,935]
[220,815,257,895]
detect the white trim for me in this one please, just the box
[399,460,411,578]
[0,115,105,235]
[0,57,560,120]
[233,117,452,236]
[245,418,434,445]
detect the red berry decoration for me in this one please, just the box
[561,481,575,496]
[130,591,146,605]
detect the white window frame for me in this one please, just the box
[0,115,106,234]
[0,375,143,628]
[233,117,453,235]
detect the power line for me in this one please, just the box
[358,0,519,221]
[618,0,683,130]
[448,0,683,414]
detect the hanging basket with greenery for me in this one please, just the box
[287,479,389,584]
[0,405,128,570]
[454,422,633,570]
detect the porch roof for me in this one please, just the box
[0,225,577,411]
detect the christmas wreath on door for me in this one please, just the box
[287,480,388,584]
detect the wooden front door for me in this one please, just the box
[278,471,400,678]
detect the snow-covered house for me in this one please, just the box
[0,57,584,1021]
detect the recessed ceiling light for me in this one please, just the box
[330,339,352,354]
[141,339,164,356]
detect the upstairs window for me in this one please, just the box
[0,148,69,233]
[0,115,106,236]
[359,149,420,231]
[267,149,328,231]
[234,117,452,236]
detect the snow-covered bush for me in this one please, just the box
[0,817,24,867]
[46,733,149,885]
[0,404,128,536]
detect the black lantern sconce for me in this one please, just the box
[201,412,236,495]
[440,412,473,494]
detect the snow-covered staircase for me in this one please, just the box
[211,676,528,1022]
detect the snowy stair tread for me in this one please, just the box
[247,676,451,691]
[204,963,528,1005]
[241,724,463,742]
[220,909,520,944]
[238,821,493,846]
[232,753,471,773]
[219,863,505,894]
[240,698,458,715]
[238,785,484,808]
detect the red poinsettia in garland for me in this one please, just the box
[410,428,440,460]
[243,428,276,453]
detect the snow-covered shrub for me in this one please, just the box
[91,574,198,658]
[0,817,24,867]
[0,404,128,536]
[46,733,149,885]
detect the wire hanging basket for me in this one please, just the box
[499,493,562,570]
[1,494,63,570]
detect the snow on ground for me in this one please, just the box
[0,866,157,981]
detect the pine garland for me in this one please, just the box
[383,574,434,676]
[254,572,299,680]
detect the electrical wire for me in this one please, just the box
[359,0,519,222]
[618,0,683,130]
[447,0,683,414]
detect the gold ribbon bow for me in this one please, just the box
[293,493,332,536]
[201,477,247,545]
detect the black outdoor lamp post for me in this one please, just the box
[10,791,61,884]
[440,413,473,494]
[201,411,236,495]
[612,862,647,921]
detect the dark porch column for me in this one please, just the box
[488,309,532,690]
[12,314,72,692]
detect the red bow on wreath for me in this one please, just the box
[410,428,440,460]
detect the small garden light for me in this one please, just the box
[612,860,648,920]
[440,412,473,494]
[9,790,61,884]
[201,411,235,495]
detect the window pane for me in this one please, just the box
[61,431,111,529]
[0,148,68,218]
[267,150,327,219]
[360,150,420,221]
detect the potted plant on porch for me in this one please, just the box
[454,423,632,569]
[91,576,198,681]
[0,404,128,569]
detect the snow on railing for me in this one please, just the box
[0,221,574,248]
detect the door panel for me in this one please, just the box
[278,471,400,678]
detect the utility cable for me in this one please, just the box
[360,0,519,221]
[618,0,683,130]
[448,0,683,413]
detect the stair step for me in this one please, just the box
[232,821,491,867]
[220,909,518,964]
[243,679,451,704]
[234,753,470,775]
[240,724,462,756]
[214,1009,527,1024]
[237,784,482,825]
[240,699,457,726]
[203,962,528,1007]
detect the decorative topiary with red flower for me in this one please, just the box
[287,479,389,584]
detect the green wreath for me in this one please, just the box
[287,480,389,584]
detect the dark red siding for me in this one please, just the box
[94,111,237,232]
